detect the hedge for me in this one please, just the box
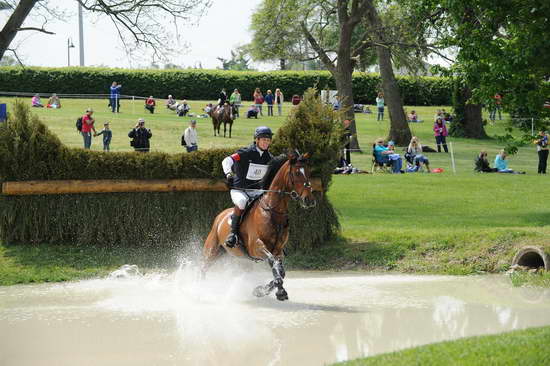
[0,101,340,251]
[0,66,453,105]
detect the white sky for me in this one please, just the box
[2,0,267,69]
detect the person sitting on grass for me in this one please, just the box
[474,151,497,173]
[408,110,422,123]
[31,94,43,107]
[406,136,430,172]
[494,150,525,174]
[374,138,402,174]
[166,95,177,110]
[47,93,61,109]
[144,96,156,114]
[176,100,190,117]
[247,104,259,119]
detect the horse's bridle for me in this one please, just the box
[286,163,313,202]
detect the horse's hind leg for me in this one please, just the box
[229,122,232,138]
[223,122,227,138]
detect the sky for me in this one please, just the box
[2,0,266,69]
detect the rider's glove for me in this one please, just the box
[225,172,234,188]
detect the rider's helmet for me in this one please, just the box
[254,126,273,139]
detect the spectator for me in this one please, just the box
[109,81,122,113]
[376,92,384,121]
[291,94,301,105]
[144,96,156,114]
[218,88,228,108]
[275,88,284,116]
[494,150,525,174]
[474,151,497,173]
[343,119,352,165]
[95,122,112,151]
[81,108,96,149]
[442,109,453,123]
[31,94,43,108]
[490,93,503,121]
[166,95,177,110]
[408,110,419,122]
[434,109,444,121]
[229,89,242,117]
[265,89,275,116]
[374,138,402,174]
[183,120,198,152]
[253,88,264,116]
[128,118,152,152]
[204,103,213,115]
[433,117,449,153]
[247,104,259,119]
[177,100,190,117]
[406,136,430,172]
[535,130,549,174]
[47,93,61,109]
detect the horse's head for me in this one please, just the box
[286,151,316,209]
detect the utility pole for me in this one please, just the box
[78,2,84,66]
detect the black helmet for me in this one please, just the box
[254,126,273,139]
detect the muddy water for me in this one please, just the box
[1,267,550,366]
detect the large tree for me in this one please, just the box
[0,0,212,61]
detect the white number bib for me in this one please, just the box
[246,163,268,181]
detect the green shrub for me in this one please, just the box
[0,67,453,105]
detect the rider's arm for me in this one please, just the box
[222,155,237,176]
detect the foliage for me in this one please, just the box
[271,88,343,188]
[0,66,454,105]
[510,271,550,288]
[335,326,550,366]
[217,46,253,71]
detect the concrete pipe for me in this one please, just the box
[511,246,550,270]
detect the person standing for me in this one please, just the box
[95,122,113,151]
[265,90,275,116]
[183,120,198,152]
[433,117,449,153]
[109,82,122,113]
[128,118,152,152]
[229,89,242,117]
[535,130,549,174]
[376,92,385,121]
[221,126,273,247]
[81,108,96,149]
[275,88,284,116]
[253,88,264,116]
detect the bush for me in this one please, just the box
[0,102,339,251]
[0,67,453,105]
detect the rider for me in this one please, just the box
[221,126,274,247]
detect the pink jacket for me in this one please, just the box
[433,121,448,137]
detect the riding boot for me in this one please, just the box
[225,210,242,248]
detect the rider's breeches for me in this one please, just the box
[230,189,262,210]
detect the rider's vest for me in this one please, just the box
[231,143,273,189]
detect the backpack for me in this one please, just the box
[181,133,187,146]
[76,117,83,131]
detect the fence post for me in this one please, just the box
[132,96,135,115]
[532,117,535,136]
[449,141,457,174]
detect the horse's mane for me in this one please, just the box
[261,155,288,190]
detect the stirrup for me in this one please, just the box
[225,232,239,248]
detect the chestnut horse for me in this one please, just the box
[202,153,316,301]
[212,103,234,138]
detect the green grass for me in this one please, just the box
[333,326,550,366]
[0,97,549,284]
[510,271,550,288]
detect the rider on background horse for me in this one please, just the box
[221,126,274,247]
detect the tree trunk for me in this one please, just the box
[377,46,411,145]
[462,87,487,138]
[334,66,361,151]
[0,0,37,60]
[280,58,286,70]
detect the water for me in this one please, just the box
[1,264,550,366]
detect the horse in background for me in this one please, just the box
[212,102,235,137]
[202,152,317,301]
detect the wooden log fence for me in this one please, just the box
[1,178,323,196]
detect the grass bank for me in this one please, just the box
[333,326,550,366]
[0,97,549,285]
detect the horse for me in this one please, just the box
[211,103,234,138]
[202,152,317,301]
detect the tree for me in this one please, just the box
[0,0,212,61]
[217,46,253,71]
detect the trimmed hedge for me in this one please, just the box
[0,66,453,105]
[0,102,339,251]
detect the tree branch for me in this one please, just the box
[16,27,54,34]
[300,20,335,73]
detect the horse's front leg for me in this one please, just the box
[252,246,288,301]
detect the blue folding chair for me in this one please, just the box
[0,103,6,123]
